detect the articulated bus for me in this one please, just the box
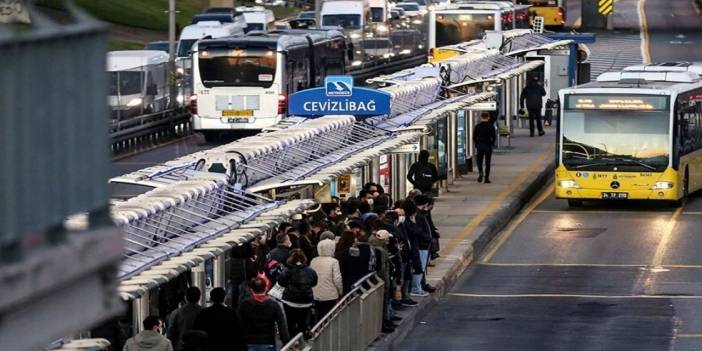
[191,30,346,139]
[516,0,566,28]
[428,1,530,61]
[555,62,702,206]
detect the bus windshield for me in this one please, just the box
[177,39,197,57]
[322,14,362,29]
[561,109,670,171]
[110,71,143,96]
[434,13,495,47]
[198,47,276,88]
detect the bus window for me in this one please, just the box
[435,13,495,47]
[198,47,276,88]
[515,9,530,28]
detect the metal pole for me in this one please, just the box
[168,0,177,108]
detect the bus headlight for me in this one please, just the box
[350,33,362,39]
[651,181,674,190]
[127,97,143,107]
[558,180,580,189]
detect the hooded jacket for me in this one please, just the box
[167,303,201,351]
[123,330,173,351]
[520,80,546,110]
[310,239,343,302]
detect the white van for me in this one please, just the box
[236,6,276,32]
[321,0,370,62]
[176,20,245,73]
[107,50,170,120]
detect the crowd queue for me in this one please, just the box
[125,155,442,351]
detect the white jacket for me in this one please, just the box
[310,239,343,302]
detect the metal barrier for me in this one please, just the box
[110,107,191,154]
[281,273,385,351]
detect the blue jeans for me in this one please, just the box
[412,250,429,292]
[248,344,276,351]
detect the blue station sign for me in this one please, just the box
[288,76,391,117]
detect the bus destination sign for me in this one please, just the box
[566,94,668,111]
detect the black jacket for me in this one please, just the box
[407,161,439,193]
[237,298,290,345]
[194,304,244,351]
[520,81,546,110]
[267,245,290,265]
[278,263,318,304]
[473,121,496,150]
[339,243,376,294]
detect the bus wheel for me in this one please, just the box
[567,199,583,207]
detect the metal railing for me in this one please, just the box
[110,107,191,154]
[281,273,385,351]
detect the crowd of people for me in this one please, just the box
[125,176,442,351]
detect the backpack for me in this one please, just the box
[265,259,286,284]
[414,163,435,189]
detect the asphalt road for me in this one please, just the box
[399,1,702,350]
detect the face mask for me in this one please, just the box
[398,215,405,223]
[367,198,374,206]
[336,211,342,216]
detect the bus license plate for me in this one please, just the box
[222,109,253,117]
[227,117,249,123]
[601,192,628,199]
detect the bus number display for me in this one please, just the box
[566,95,668,111]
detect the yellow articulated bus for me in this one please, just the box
[556,62,702,207]
[516,0,566,29]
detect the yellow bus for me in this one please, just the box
[516,0,566,29]
[555,63,702,207]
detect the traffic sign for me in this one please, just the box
[598,0,614,16]
[288,76,391,117]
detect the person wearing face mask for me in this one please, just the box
[400,200,433,297]
[380,208,417,308]
[124,316,172,351]
[413,195,438,293]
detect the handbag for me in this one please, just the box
[268,282,285,300]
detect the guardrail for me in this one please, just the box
[280,273,385,351]
[110,107,191,154]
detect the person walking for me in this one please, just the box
[407,150,439,194]
[167,287,202,351]
[123,316,173,351]
[473,111,497,183]
[309,239,343,320]
[237,277,290,351]
[194,287,244,351]
[277,249,318,338]
[520,76,547,137]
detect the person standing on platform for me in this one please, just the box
[520,76,547,137]
[167,287,202,351]
[407,150,439,195]
[123,316,173,351]
[473,112,497,184]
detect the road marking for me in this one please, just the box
[438,144,555,263]
[638,0,652,64]
[480,262,702,269]
[682,211,702,215]
[678,333,702,338]
[480,186,553,264]
[448,292,702,299]
[532,209,673,214]
[651,207,683,268]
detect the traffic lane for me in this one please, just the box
[645,0,702,62]
[658,212,702,266]
[398,295,675,351]
[111,133,212,178]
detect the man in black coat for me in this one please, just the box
[520,76,547,137]
[194,288,244,351]
[473,112,497,184]
[407,150,439,194]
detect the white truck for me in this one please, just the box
[176,20,245,75]
[236,6,276,32]
[320,0,371,63]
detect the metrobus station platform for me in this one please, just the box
[370,127,556,351]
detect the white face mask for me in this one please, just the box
[398,215,405,223]
[367,198,374,206]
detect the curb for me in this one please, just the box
[368,157,556,351]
